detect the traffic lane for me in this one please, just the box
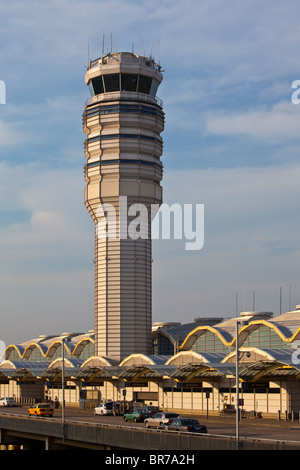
[59,412,300,442]
[1,406,300,442]
[0,405,146,428]
[64,409,300,437]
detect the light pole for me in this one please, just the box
[236,318,249,450]
[236,320,240,450]
[61,336,70,442]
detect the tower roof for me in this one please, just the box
[85,51,163,86]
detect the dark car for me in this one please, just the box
[123,407,151,422]
[145,406,161,417]
[162,418,207,433]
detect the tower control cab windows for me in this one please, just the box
[103,74,120,92]
[121,74,138,91]
[137,75,152,94]
[90,76,104,95]
[88,73,160,98]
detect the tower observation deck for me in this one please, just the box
[83,52,164,362]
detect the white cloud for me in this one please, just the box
[0,161,93,344]
[0,162,90,270]
[204,101,300,142]
[0,269,94,345]
[0,120,25,147]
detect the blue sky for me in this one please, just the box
[1,0,300,345]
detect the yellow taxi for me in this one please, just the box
[27,403,54,417]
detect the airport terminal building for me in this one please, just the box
[2,307,300,419]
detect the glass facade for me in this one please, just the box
[152,335,174,356]
[242,325,291,349]
[185,324,292,354]
[77,341,95,360]
[191,331,233,354]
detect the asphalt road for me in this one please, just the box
[1,405,300,445]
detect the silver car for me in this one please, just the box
[144,412,180,428]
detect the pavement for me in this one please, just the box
[65,404,300,429]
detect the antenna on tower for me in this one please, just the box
[87,42,90,68]
[102,33,105,57]
[158,40,161,65]
[279,286,282,314]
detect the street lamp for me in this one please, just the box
[235,317,249,450]
[236,320,240,450]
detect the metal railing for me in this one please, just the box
[87,91,163,109]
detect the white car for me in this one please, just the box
[94,402,113,415]
[0,397,17,407]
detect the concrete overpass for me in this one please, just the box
[0,414,299,450]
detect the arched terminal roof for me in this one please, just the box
[166,350,227,365]
[152,319,224,350]
[119,353,171,367]
[0,347,300,383]
[4,332,95,361]
[248,308,300,343]
[179,312,296,351]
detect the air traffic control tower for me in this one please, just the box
[83,52,164,362]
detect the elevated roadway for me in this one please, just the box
[0,409,300,450]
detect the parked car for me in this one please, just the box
[123,407,151,422]
[27,403,54,417]
[0,397,17,407]
[161,417,207,433]
[144,412,180,428]
[94,402,114,415]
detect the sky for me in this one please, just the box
[1,0,300,346]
